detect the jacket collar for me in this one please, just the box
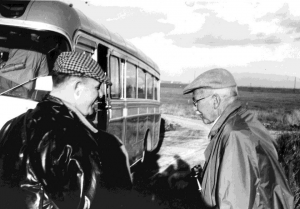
[208,100,242,139]
[45,95,98,133]
[45,94,64,105]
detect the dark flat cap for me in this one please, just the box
[183,68,236,94]
[53,51,110,84]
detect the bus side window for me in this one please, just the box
[138,67,146,99]
[126,62,136,98]
[110,56,121,99]
[146,73,153,100]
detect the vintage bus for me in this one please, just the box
[0,0,161,166]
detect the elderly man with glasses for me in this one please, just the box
[183,68,294,209]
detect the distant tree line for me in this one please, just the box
[161,82,300,94]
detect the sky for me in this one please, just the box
[67,0,300,87]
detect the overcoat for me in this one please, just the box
[201,100,294,209]
[0,95,132,209]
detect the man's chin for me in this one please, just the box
[87,110,95,117]
[202,118,213,125]
[86,110,97,121]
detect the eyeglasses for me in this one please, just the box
[192,95,213,106]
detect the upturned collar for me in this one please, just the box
[45,94,98,133]
[208,100,242,139]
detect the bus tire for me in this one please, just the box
[141,130,152,164]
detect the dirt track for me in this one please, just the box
[156,114,279,174]
[157,114,211,173]
[130,114,212,209]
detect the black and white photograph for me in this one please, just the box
[0,0,298,208]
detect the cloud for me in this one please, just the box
[72,2,174,38]
[264,35,282,44]
[130,31,300,82]
[294,37,300,42]
[195,35,281,46]
[74,0,300,83]
[258,3,300,35]
[281,18,300,33]
[167,14,282,47]
[101,7,174,38]
[185,0,195,7]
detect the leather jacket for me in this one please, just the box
[0,95,132,209]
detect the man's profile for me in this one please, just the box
[0,51,132,209]
[183,68,294,209]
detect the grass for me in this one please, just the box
[160,87,199,120]
[160,85,300,130]
[277,133,300,208]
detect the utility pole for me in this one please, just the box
[294,77,296,93]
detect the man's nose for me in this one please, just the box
[193,106,201,115]
[193,105,197,112]
[98,87,104,98]
[98,90,102,98]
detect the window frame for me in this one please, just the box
[137,67,146,99]
[125,61,137,99]
[146,73,154,100]
[110,55,122,99]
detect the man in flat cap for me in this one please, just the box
[0,51,132,209]
[184,68,294,209]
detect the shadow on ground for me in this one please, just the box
[129,118,207,209]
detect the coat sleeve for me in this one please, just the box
[98,131,132,190]
[30,128,93,209]
[91,131,133,209]
[217,131,258,209]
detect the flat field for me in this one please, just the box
[160,83,300,130]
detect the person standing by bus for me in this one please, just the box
[0,51,132,209]
[183,68,294,209]
[0,33,49,97]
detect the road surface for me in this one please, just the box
[157,114,211,173]
[130,114,211,209]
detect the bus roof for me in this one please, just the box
[0,0,160,75]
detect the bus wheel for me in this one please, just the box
[141,130,152,163]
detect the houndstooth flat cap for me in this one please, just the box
[53,51,110,84]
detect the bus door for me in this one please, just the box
[94,44,110,131]
[106,54,125,141]
[75,35,110,131]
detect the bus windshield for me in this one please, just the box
[0,25,69,101]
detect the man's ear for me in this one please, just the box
[74,81,84,99]
[213,94,221,109]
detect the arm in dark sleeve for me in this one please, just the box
[91,131,132,209]
[31,130,89,209]
[98,130,132,190]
